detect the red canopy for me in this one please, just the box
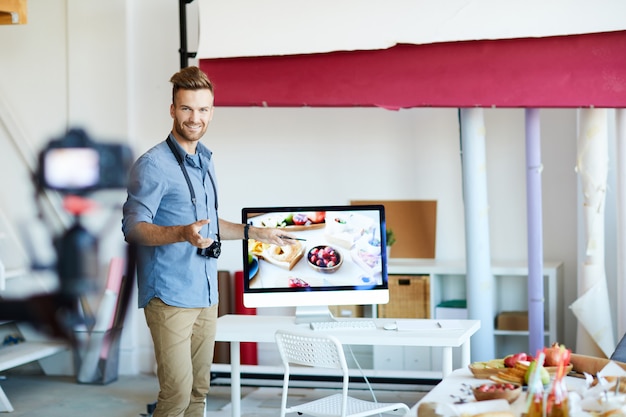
[200,31,626,109]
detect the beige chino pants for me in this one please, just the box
[145,298,218,417]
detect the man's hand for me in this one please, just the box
[252,227,299,247]
[181,219,214,249]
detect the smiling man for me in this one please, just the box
[122,66,294,417]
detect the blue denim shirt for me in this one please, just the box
[122,134,219,309]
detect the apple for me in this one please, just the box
[292,213,309,225]
[307,211,326,223]
[504,352,529,368]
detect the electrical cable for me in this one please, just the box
[345,344,385,416]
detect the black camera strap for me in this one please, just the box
[166,136,220,242]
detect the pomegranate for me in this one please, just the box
[543,342,571,367]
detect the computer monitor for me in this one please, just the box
[242,204,389,323]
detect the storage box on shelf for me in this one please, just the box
[496,311,529,331]
[329,304,364,319]
[377,275,430,319]
[435,299,468,319]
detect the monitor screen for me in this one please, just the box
[242,204,389,323]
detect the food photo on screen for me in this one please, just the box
[245,209,385,290]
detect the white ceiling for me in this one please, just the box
[197,0,626,59]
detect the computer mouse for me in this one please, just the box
[383,322,398,331]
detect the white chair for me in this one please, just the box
[274,329,410,417]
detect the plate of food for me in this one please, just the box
[350,247,382,274]
[257,241,305,271]
[247,254,259,279]
[249,239,270,257]
[468,359,506,379]
[472,382,522,404]
[256,212,327,231]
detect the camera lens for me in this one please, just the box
[208,241,221,258]
[197,242,221,259]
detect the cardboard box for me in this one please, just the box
[329,305,364,318]
[496,311,529,331]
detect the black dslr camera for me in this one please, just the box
[37,128,133,194]
[197,240,221,259]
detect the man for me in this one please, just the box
[122,66,293,416]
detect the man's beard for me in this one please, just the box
[174,120,206,142]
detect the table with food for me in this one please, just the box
[415,342,626,417]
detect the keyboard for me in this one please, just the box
[309,320,377,331]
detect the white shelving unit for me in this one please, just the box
[385,259,564,360]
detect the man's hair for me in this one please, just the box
[170,66,214,104]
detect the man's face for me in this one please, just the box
[170,88,214,144]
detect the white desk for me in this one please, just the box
[215,314,481,417]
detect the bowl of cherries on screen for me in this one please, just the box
[307,245,343,274]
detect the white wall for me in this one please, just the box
[0,0,615,374]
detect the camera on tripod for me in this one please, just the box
[37,128,133,195]
[33,128,134,314]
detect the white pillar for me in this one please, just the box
[571,109,614,357]
[460,108,495,361]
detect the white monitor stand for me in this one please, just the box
[294,305,336,324]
